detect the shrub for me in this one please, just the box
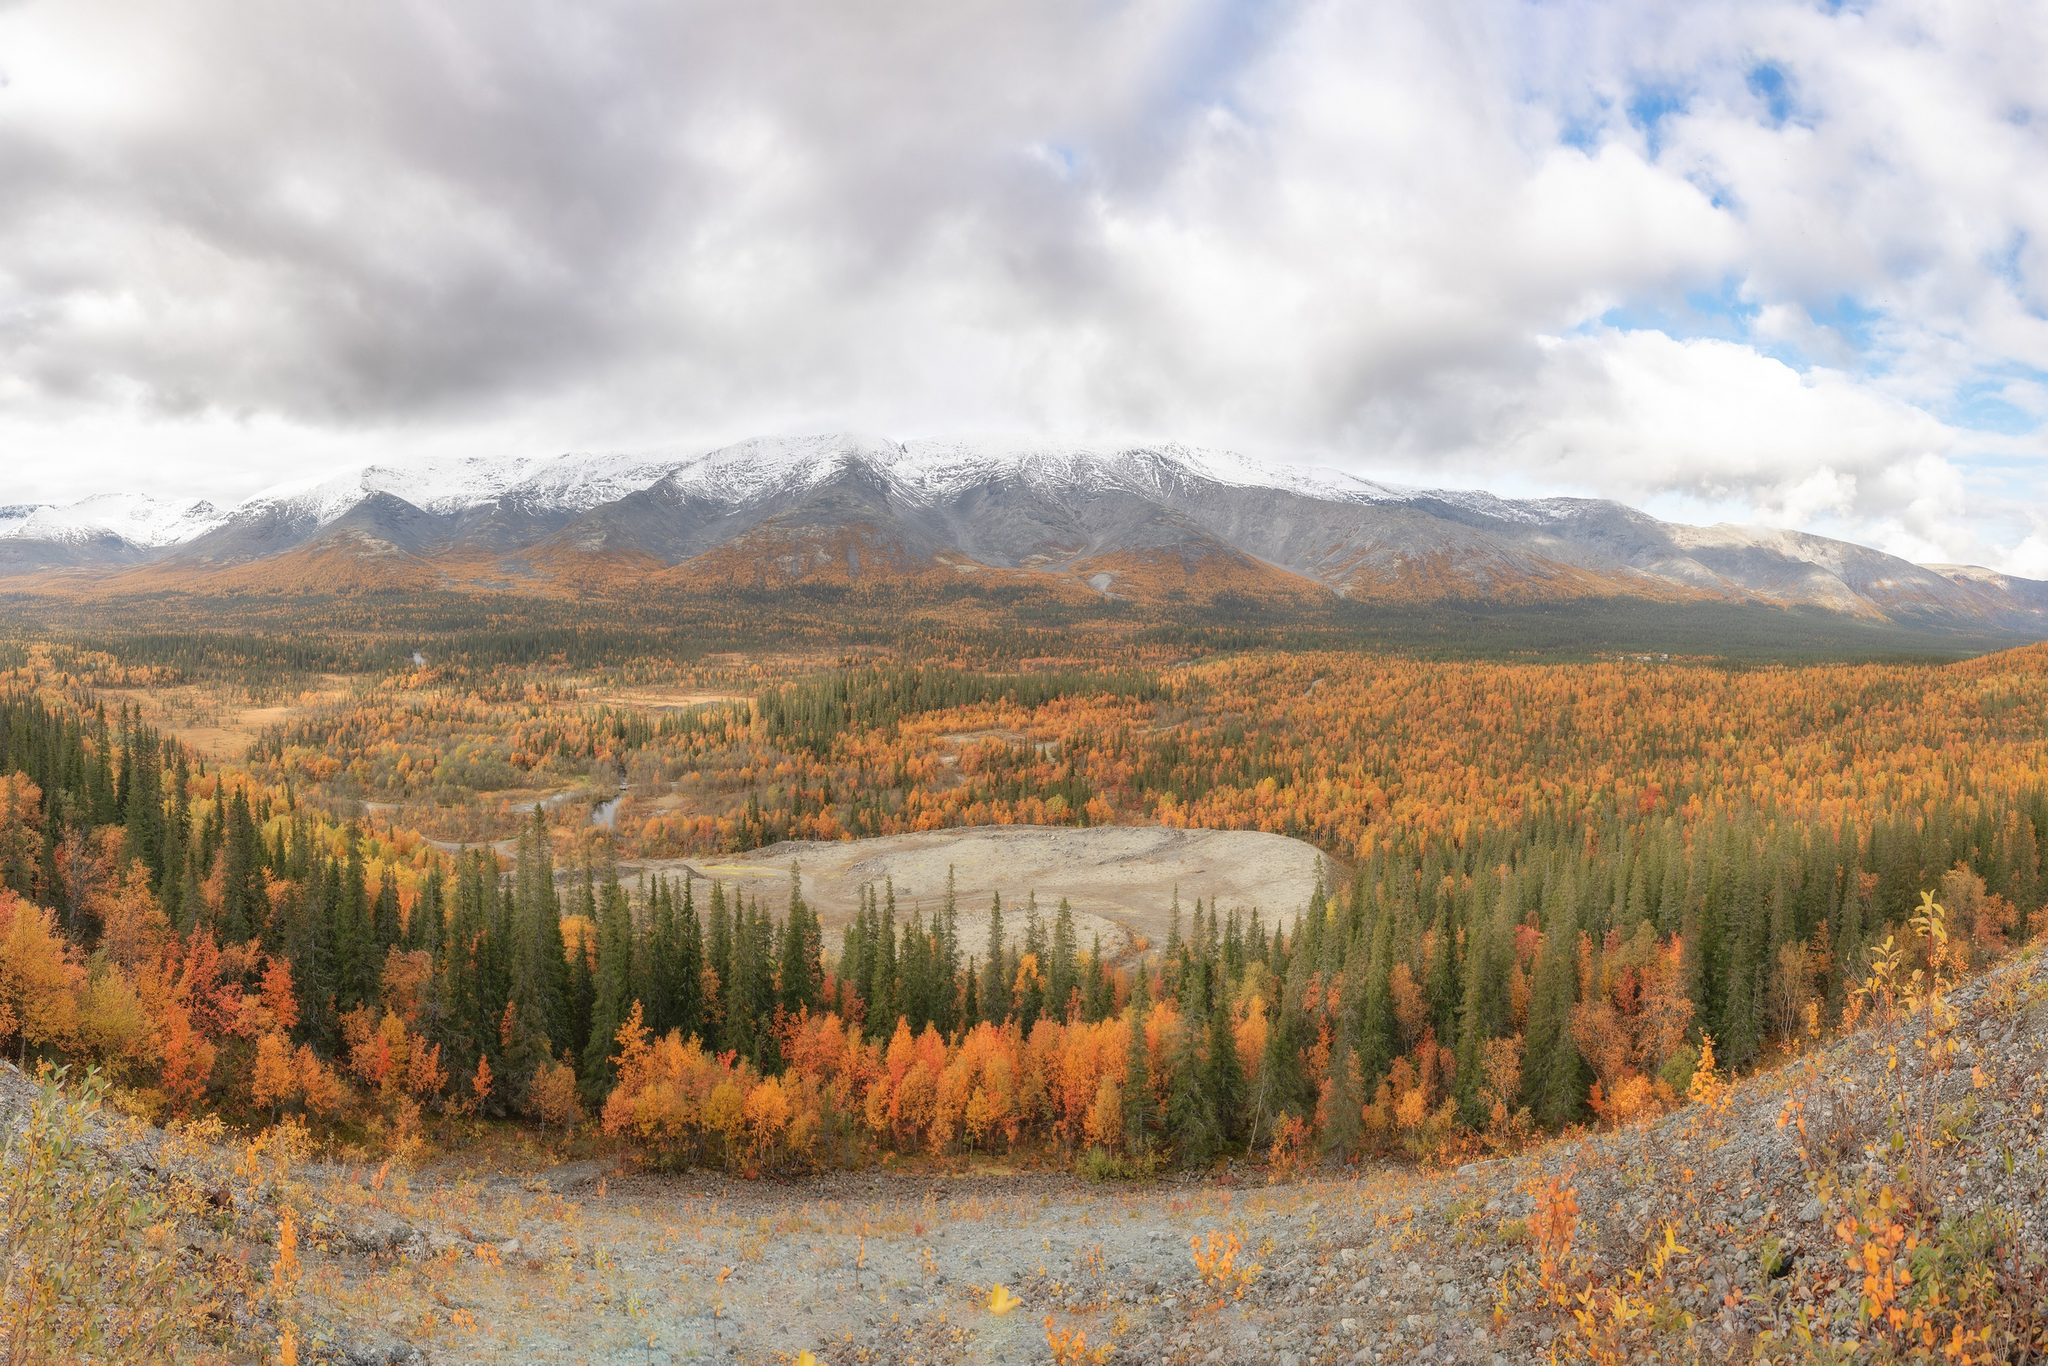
[527,1055,581,1134]
[1075,1145,1140,1182]
[0,1067,206,1361]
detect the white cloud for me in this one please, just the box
[0,0,2043,570]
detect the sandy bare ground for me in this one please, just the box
[625,826,1339,958]
[93,675,357,762]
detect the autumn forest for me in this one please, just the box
[5,604,2046,1180]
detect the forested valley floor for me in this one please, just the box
[5,601,2048,1363]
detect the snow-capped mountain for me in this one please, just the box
[0,492,224,547]
[3,433,2046,636]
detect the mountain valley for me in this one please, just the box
[7,435,2043,643]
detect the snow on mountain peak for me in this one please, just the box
[0,435,1476,549]
[248,452,565,524]
[0,493,224,547]
[640,432,1412,509]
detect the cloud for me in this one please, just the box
[0,0,2043,568]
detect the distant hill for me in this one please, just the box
[6,433,2046,637]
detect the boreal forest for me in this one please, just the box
[7,620,2046,1173]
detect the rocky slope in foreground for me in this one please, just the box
[19,933,2036,1365]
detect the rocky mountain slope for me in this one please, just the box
[5,433,2044,633]
[21,928,2040,1364]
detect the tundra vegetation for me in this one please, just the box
[4,620,2048,1362]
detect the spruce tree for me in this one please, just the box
[568,917,595,1066]
[778,863,823,1015]
[1049,897,1077,1022]
[507,806,569,1062]
[705,881,732,1051]
[870,880,899,1037]
[221,786,263,942]
[1122,993,1152,1155]
[936,872,961,1033]
[672,876,705,1043]
[1525,893,1582,1128]
[1165,1019,1218,1165]
[981,892,1009,1023]
[1205,984,1247,1145]
[582,871,634,1099]
[372,870,402,959]
[1322,1026,1362,1157]
[411,867,445,955]
[1018,892,1046,1030]
[728,893,761,1062]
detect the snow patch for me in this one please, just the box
[0,493,224,546]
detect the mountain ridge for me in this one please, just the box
[4,433,2044,634]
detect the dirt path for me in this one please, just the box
[282,946,2048,1365]
[291,1159,1457,1366]
[623,825,1340,956]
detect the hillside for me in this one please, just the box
[9,631,2048,1362]
[6,434,2048,641]
[13,919,2043,1365]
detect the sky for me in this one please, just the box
[1,0,2045,570]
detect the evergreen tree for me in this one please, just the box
[507,806,569,1067]
[778,863,823,1015]
[221,786,264,942]
[1204,985,1248,1145]
[335,830,375,1012]
[1122,993,1152,1155]
[582,869,634,1099]
[568,916,595,1067]
[1049,897,1077,1022]
[411,867,445,955]
[936,871,961,1033]
[726,892,760,1063]
[672,876,706,1043]
[1017,892,1046,1030]
[372,870,402,959]
[1165,1018,1218,1164]
[870,881,899,1037]
[981,892,1009,1023]
[1321,1027,1363,1157]
[1524,889,1582,1128]
[705,881,732,1051]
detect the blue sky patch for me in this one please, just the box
[1944,367,2048,436]
[1746,64,1792,126]
[1626,84,1689,157]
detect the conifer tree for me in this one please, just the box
[1525,890,1582,1128]
[1205,985,1247,1144]
[936,871,961,1033]
[1049,897,1077,1022]
[372,870,402,959]
[411,867,445,955]
[1018,892,1046,1029]
[981,892,1009,1024]
[582,870,633,1099]
[778,864,822,1015]
[1165,1018,1218,1164]
[508,806,569,1060]
[704,880,731,1050]
[1322,1026,1362,1157]
[671,876,705,1044]
[727,893,759,1062]
[1122,993,1151,1155]
[568,909,595,1058]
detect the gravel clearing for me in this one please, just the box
[623,825,1337,954]
[18,941,2047,1364]
[279,942,2048,1363]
